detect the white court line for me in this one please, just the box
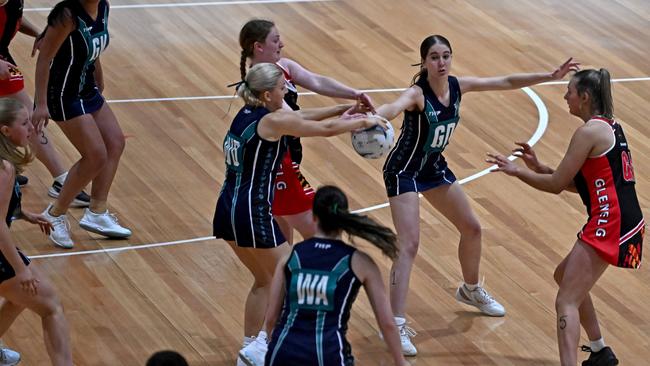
[106,77,650,104]
[29,236,214,259]
[24,0,333,12]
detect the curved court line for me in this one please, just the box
[31,87,547,259]
[104,76,650,104]
[24,0,333,12]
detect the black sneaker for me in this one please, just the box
[16,174,28,187]
[581,345,619,366]
[47,180,91,208]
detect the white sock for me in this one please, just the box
[54,172,68,184]
[394,316,406,326]
[590,337,606,352]
[257,330,268,342]
[464,282,479,291]
[242,336,254,348]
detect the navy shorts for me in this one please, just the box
[384,166,457,197]
[213,193,286,249]
[0,248,31,284]
[48,86,105,122]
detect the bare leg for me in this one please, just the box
[0,266,72,366]
[277,210,316,244]
[554,256,603,342]
[88,103,125,212]
[275,216,294,245]
[52,114,107,215]
[0,300,24,337]
[555,240,608,366]
[422,182,482,284]
[387,192,420,317]
[227,241,291,336]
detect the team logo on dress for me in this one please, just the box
[291,269,335,311]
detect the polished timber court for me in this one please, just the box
[7,0,650,364]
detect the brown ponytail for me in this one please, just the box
[313,186,398,259]
[573,68,614,119]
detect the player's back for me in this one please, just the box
[266,237,362,366]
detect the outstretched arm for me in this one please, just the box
[487,126,597,193]
[375,86,421,121]
[297,104,353,121]
[459,58,580,93]
[19,18,41,38]
[511,141,576,192]
[282,58,375,111]
[259,109,383,140]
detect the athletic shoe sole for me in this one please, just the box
[79,222,131,238]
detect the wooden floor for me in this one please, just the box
[5,0,650,364]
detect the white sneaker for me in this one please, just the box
[0,347,20,365]
[238,335,267,366]
[398,324,417,357]
[455,284,506,317]
[79,209,132,238]
[41,204,74,249]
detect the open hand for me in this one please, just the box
[486,152,519,176]
[16,267,39,296]
[512,141,541,171]
[551,57,580,80]
[357,92,376,113]
[22,211,53,236]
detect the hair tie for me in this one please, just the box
[331,203,339,215]
[226,80,247,88]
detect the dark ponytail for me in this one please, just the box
[313,186,398,260]
[238,19,275,80]
[410,35,452,86]
[573,68,614,119]
[47,0,78,28]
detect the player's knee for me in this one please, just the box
[398,237,420,259]
[84,145,108,171]
[105,133,126,158]
[461,220,481,239]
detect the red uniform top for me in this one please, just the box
[574,117,644,268]
[0,0,25,95]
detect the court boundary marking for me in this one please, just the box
[31,86,549,259]
[24,0,334,12]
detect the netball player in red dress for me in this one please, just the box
[488,68,642,366]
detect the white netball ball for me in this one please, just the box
[351,115,395,159]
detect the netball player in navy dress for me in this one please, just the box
[238,19,374,245]
[488,68,640,366]
[213,63,381,361]
[32,0,130,249]
[0,98,72,366]
[239,186,409,366]
[374,35,578,354]
[0,0,90,207]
